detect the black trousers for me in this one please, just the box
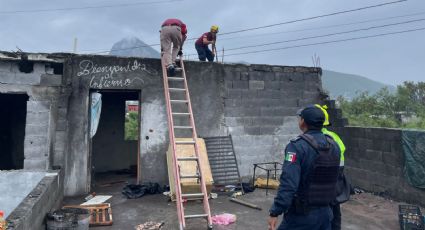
[331,203,341,230]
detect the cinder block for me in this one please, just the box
[294,67,310,73]
[242,108,260,116]
[225,70,241,81]
[261,126,276,135]
[228,126,245,135]
[40,74,62,86]
[56,119,67,131]
[272,66,283,72]
[364,149,383,162]
[27,101,51,113]
[241,89,258,99]
[25,145,48,159]
[244,126,261,135]
[225,89,242,99]
[275,72,291,81]
[250,65,272,72]
[264,81,280,90]
[26,111,50,125]
[249,80,265,90]
[382,151,402,167]
[232,80,249,89]
[24,159,47,170]
[25,124,49,136]
[240,72,249,81]
[224,107,243,117]
[283,67,295,73]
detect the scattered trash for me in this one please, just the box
[229,198,262,210]
[212,213,236,225]
[163,191,171,196]
[224,185,237,192]
[84,192,96,201]
[210,193,218,199]
[122,183,162,199]
[47,207,90,230]
[254,178,279,189]
[0,210,7,230]
[63,204,113,226]
[135,221,164,230]
[241,183,255,193]
[80,195,112,206]
[399,204,424,230]
[231,191,242,198]
[353,187,364,195]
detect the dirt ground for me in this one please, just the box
[62,174,409,230]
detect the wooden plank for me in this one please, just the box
[167,138,213,200]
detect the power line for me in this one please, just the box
[83,0,409,54]
[0,0,182,14]
[223,27,425,57]
[219,0,408,35]
[224,18,425,51]
[219,11,425,41]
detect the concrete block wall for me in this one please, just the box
[333,126,425,206]
[222,64,323,178]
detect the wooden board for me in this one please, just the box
[167,138,213,199]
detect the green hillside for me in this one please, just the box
[322,70,396,99]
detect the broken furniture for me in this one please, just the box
[252,162,283,195]
[63,203,113,226]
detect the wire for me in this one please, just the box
[219,11,425,41]
[0,0,183,14]
[219,0,408,35]
[222,27,425,57]
[224,18,425,51]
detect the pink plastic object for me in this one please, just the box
[212,213,236,225]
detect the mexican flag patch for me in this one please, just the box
[285,152,297,163]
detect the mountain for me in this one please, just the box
[321,70,396,100]
[109,36,160,58]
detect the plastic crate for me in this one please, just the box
[399,205,424,230]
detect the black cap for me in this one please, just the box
[297,105,325,129]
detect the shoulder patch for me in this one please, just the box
[285,152,297,163]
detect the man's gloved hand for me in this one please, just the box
[178,50,183,56]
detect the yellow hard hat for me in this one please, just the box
[315,104,330,126]
[210,25,219,33]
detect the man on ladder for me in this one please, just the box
[160,18,187,76]
[195,25,219,62]
[160,20,213,230]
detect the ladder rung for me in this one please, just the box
[185,214,208,219]
[170,100,188,103]
[169,88,186,92]
[174,126,192,129]
[180,175,200,179]
[182,193,204,198]
[172,112,190,116]
[176,140,195,144]
[168,77,184,81]
[177,157,198,161]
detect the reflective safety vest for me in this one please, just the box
[322,128,345,166]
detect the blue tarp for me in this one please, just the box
[402,130,425,189]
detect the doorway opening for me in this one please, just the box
[0,93,28,170]
[90,90,141,189]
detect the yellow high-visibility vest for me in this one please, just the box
[322,128,345,166]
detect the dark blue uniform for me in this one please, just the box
[270,130,340,230]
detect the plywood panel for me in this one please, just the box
[167,138,213,198]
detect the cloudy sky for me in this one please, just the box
[0,0,424,85]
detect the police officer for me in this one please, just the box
[268,105,341,230]
[315,104,349,230]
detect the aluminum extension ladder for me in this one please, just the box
[161,56,213,230]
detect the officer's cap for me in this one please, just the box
[296,105,325,129]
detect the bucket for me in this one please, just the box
[46,208,90,230]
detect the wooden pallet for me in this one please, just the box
[63,203,113,226]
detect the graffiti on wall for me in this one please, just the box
[77,60,158,88]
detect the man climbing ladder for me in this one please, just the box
[161,44,213,229]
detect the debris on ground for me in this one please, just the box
[135,221,164,230]
[212,213,236,225]
[231,191,242,198]
[229,198,262,210]
[210,193,218,199]
[63,203,113,226]
[122,183,162,199]
[353,187,364,194]
[398,204,424,230]
[80,195,112,206]
[254,177,279,189]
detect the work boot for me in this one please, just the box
[167,64,175,77]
